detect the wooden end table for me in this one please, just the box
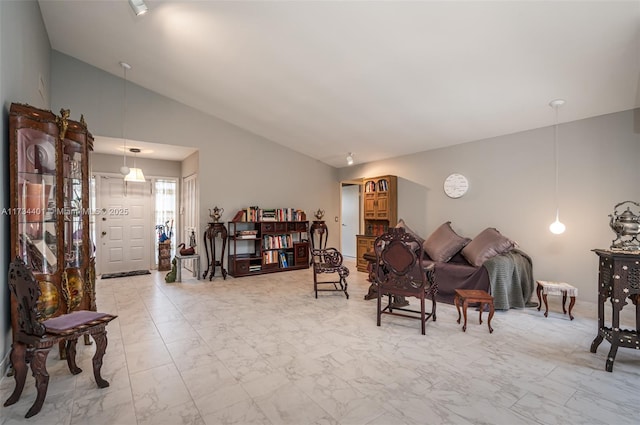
[454,289,495,333]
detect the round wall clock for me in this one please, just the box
[443,173,469,199]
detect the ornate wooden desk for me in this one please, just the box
[203,222,227,280]
[590,249,639,372]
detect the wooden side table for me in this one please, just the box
[174,253,200,282]
[536,280,577,320]
[454,289,495,333]
[203,222,227,280]
[590,249,640,372]
[309,220,328,265]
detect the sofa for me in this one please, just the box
[397,220,535,310]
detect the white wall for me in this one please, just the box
[0,0,52,373]
[340,109,640,303]
[51,52,341,251]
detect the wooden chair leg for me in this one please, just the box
[26,347,52,418]
[66,338,83,375]
[3,342,28,407]
[91,331,110,388]
[432,296,437,322]
[377,293,382,326]
[421,297,426,335]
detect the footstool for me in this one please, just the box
[454,289,495,333]
[536,281,577,320]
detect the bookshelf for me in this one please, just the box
[228,216,309,277]
[357,175,398,272]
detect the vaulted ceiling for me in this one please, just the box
[39,1,640,167]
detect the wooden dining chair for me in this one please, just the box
[374,228,437,334]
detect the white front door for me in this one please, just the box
[98,175,153,274]
[341,184,360,258]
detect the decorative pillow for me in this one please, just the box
[423,221,471,263]
[395,219,424,252]
[461,227,517,267]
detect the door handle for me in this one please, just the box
[101,231,107,236]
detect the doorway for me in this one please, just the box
[340,183,360,258]
[97,175,153,274]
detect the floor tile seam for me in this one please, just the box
[259,377,340,425]
[561,389,637,424]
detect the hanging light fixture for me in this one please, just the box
[124,148,146,182]
[346,152,354,166]
[128,0,148,16]
[549,99,566,235]
[119,61,131,176]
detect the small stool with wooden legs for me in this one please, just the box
[454,289,495,333]
[536,280,577,320]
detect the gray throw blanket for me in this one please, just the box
[483,249,535,310]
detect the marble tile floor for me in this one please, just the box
[1,259,639,425]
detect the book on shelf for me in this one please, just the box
[236,235,257,239]
[279,251,288,268]
[232,210,245,222]
[236,206,308,222]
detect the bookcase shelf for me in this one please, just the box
[357,175,398,272]
[228,220,309,277]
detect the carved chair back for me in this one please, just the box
[374,228,434,297]
[8,258,46,337]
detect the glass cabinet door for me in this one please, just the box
[15,127,58,274]
[63,138,85,268]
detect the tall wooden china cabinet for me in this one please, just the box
[356,175,398,272]
[8,103,96,347]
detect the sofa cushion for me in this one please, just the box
[461,227,517,267]
[395,219,424,252]
[423,221,471,263]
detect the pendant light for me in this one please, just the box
[549,99,566,235]
[124,148,146,182]
[119,61,131,176]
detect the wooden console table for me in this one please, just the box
[590,249,639,372]
[203,222,227,280]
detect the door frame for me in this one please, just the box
[92,172,158,275]
[339,179,363,257]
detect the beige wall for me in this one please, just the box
[0,0,52,374]
[51,52,341,248]
[92,153,181,178]
[340,109,640,303]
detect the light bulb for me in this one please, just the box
[346,153,354,166]
[549,219,566,235]
[120,165,130,176]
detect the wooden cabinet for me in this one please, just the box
[8,103,95,333]
[356,235,376,272]
[358,175,398,272]
[590,249,640,372]
[228,221,309,277]
[363,175,397,224]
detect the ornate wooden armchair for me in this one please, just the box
[4,258,117,418]
[374,228,437,334]
[311,248,350,299]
